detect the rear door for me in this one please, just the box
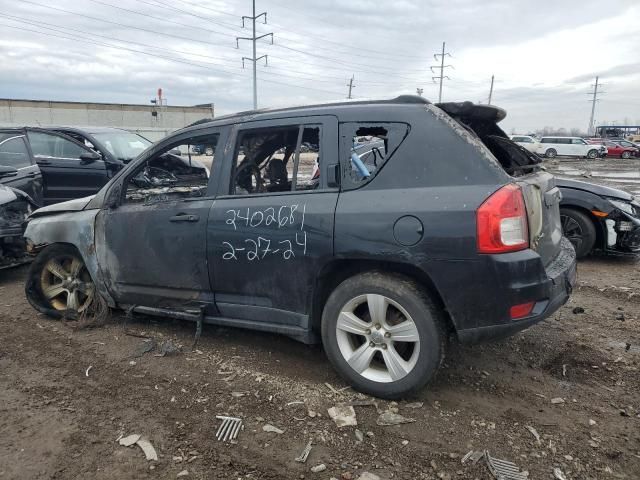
[0,130,43,205]
[26,129,109,204]
[208,116,339,329]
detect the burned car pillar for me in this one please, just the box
[0,167,37,269]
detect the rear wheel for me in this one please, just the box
[587,149,598,159]
[25,244,96,318]
[321,272,445,399]
[545,148,557,158]
[560,208,596,259]
[622,151,631,159]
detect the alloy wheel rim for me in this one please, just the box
[40,255,95,312]
[561,215,583,251]
[335,294,420,383]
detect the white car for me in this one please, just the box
[510,135,540,153]
[538,136,601,159]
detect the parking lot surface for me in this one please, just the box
[1,252,639,479]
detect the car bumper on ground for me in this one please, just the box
[455,236,577,344]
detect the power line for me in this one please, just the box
[430,42,453,103]
[0,21,347,97]
[236,0,273,109]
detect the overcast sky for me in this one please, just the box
[0,0,638,132]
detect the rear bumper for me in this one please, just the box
[454,237,576,344]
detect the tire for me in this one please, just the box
[587,149,598,159]
[321,272,446,399]
[25,244,96,319]
[621,151,631,159]
[560,208,597,259]
[545,148,557,158]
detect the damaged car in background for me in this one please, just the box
[0,166,37,269]
[22,96,576,399]
[558,178,640,258]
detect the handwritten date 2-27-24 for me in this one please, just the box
[222,233,307,261]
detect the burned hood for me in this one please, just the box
[30,195,95,219]
[555,178,634,202]
[0,184,18,205]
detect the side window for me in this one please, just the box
[571,138,584,145]
[340,123,409,187]
[124,133,216,204]
[27,132,88,160]
[231,124,324,195]
[0,134,31,168]
[559,138,571,145]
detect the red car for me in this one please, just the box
[586,139,638,158]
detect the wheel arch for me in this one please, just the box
[560,204,606,250]
[310,258,454,336]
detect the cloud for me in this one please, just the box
[0,0,638,131]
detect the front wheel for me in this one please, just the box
[622,151,631,159]
[25,244,96,318]
[545,148,557,158]
[321,272,445,399]
[587,149,598,159]
[560,208,597,259]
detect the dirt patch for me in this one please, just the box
[0,259,639,479]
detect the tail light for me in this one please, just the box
[477,184,529,253]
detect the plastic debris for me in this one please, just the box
[485,451,528,480]
[177,470,189,477]
[550,397,565,404]
[215,416,243,441]
[85,366,92,377]
[328,405,357,427]
[295,440,313,463]
[376,411,415,426]
[262,424,284,434]
[357,473,381,480]
[525,425,541,445]
[136,438,158,461]
[119,434,141,447]
[461,450,484,464]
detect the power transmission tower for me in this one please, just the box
[416,87,424,97]
[586,76,605,136]
[487,75,495,105]
[430,42,453,103]
[236,0,273,109]
[347,75,355,99]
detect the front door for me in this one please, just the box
[208,116,339,329]
[0,130,43,205]
[26,129,109,204]
[95,128,226,309]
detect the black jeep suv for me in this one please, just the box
[24,96,576,398]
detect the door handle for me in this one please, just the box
[169,214,199,223]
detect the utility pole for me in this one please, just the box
[587,76,605,136]
[416,87,424,97]
[347,75,355,99]
[487,75,495,105]
[236,0,273,109]
[431,42,453,103]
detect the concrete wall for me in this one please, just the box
[0,99,214,141]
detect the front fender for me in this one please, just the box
[24,209,116,308]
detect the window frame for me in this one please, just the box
[26,129,98,162]
[218,115,337,199]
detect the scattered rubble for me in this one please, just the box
[117,434,157,461]
[376,411,415,426]
[310,463,327,473]
[216,416,243,441]
[525,425,541,445]
[262,424,284,434]
[328,405,357,427]
[295,440,313,463]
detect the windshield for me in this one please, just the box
[92,132,151,162]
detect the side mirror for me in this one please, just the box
[79,151,101,164]
[0,165,18,179]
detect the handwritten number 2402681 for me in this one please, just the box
[225,205,306,231]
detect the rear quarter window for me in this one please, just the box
[339,122,409,190]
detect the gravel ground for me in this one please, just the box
[1,255,639,480]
